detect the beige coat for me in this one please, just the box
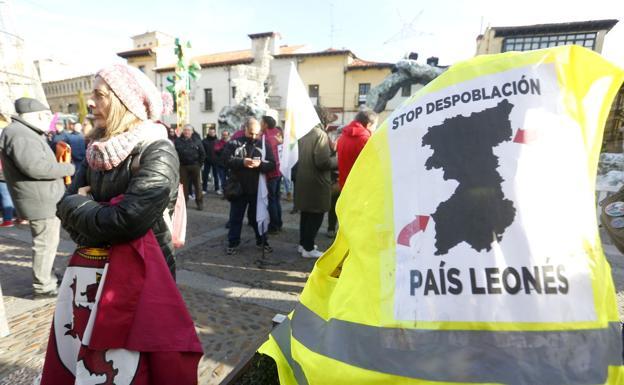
[294,126,337,213]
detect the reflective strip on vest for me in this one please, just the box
[271,318,309,385]
[285,304,622,385]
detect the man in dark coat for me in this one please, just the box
[175,124,206,210]
[222,117,275,255]
[294,120,337,259]
[201,127,219,193]
[54,120,87,169]
[0,98,75,297]
[64,122,86,168]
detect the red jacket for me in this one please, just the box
[337,120,371,188]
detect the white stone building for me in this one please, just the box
[117,31,418,135]
[153,32,305,132]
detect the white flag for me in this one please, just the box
[256,137,270,237]
[279,62,321,180]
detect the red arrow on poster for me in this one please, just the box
[513,128,538,144]
[397,216,430,247]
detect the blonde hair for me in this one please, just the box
[88,77,142,141]
[0,113,9,129]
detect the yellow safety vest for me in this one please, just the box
[260,45,624,385]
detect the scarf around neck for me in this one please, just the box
[86,121,167,171]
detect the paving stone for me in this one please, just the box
[181,286,275,384]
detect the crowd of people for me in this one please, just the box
[166,106,378,258]
[0,97,380,292]
[0,60,382,381]
[0,89,379,303]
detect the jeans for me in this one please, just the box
[0,182,14,222]
[267,177,283,231]
[180,165,203,206]
[283,178,293,194]
[216,166,227,191]
[228,194,266,247]
[30,217,60,293]
[300,212,325,251]
[202,160,220,191]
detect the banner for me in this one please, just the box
[259,46,624,385]
[257,136,269,236]
[40,230,203,385]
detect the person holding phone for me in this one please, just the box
[222,117,275,255]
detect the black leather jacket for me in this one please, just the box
[57,139,180,276]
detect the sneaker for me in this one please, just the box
[0,220,14,228]
[256,243,273,253]
[34,288,58,299]
[15,218,28,225]
[189,194,196,200]
[285,192,293,201]
[301,249,324,259]
[326,230,336,238]
[216,190,223,196]
[297,244,317,253]
[226,246,238,255]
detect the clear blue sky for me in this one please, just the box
[10,0,624,74]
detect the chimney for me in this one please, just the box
[248,32,281,57]
[426,56,439,67]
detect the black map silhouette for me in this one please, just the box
[422,99,516,255]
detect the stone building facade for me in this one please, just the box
[117,31,414,135]
[475,19,623,152]
[42,74,93,114]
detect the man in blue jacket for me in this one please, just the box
[54,120,86,168]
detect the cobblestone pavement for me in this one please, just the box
[0,191,331,384]
[1,189,623,384]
